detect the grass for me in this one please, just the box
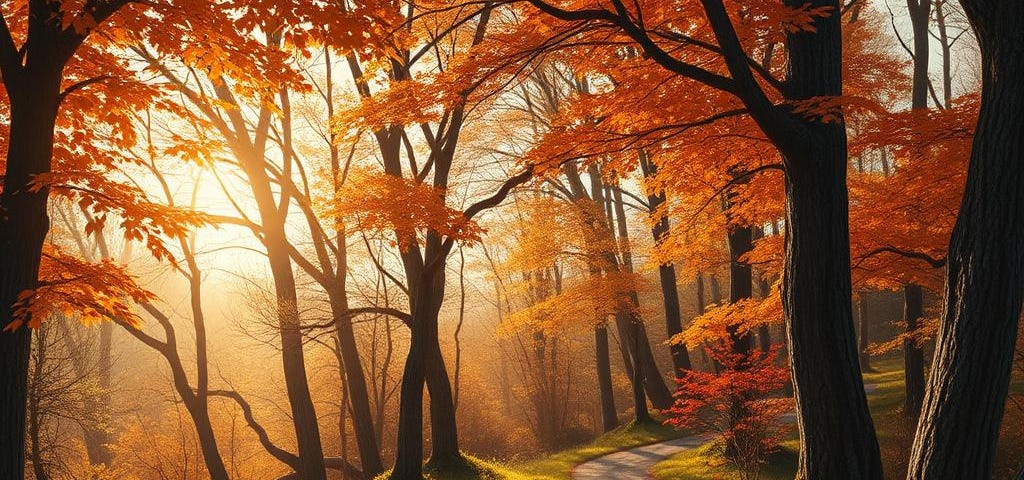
[377,357,1024,480]
[373,453,533,480]
[864,355,1024,478]
[373,419,684,480]
[513,418,685,479]
[651,355,1024,479]
[649,440,799,480]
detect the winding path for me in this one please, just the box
[571,384,877,479]
[570,434,711,479]
[571,414,795,479]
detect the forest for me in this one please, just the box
[0,0,1021,479]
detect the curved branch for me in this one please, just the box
[207,389,300,469]
[854,246,947,269]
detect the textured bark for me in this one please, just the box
[0,54,64,480]
[774,1,883,475]
[907,3,1024,477]
[903,285,925,418]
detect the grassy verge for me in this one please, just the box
[514,419,685,479]
[373,453,537,480]
[374,419,683,480]
[649,439,799,480]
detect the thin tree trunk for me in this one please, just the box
[608,178,673,409]
[858,294,873,371]
[639,152,692,376]
[329,289,385,477]
[907,4,1024,477]
[756,275,772,352]
[595,324,619,432]
[29,328,49,480]
[903,285,925,418]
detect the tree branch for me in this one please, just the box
[854,246,947,269]
[207,389,300,469]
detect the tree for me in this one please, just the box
[0,1,136,475]
[907,2,1024,477]
[665,344,791,480]
[509,1,885,473]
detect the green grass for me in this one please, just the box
[650,440,799,480]
[651,355,1024,479]
[514,418,685,479]
[373,419,684,480]
[373,453,537,480]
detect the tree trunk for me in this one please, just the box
[263,221,327,480]
[595,325,619,432]
[756,275,772,352]
[328,289,385,477]
[903,285,925,418]
[726,190,753,358]
[639,151,692,376]
[0,68,63,480]
[899,0,930,425]
[858,293,872,371]
[394,264,461,478]
[777,2,883,473]
[185,400,231,480]
[425,336,460,468]
[907,5,1024,477]
[29,328,50,480]
[392,317,427,479]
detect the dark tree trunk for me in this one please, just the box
[595,325,619,432]
[756,275,772,352]
[903,285,925,418]
[858,293,873,371]
[907,4,1024,477]
[394,260,463,478]
[184,399,231,480]
[392,317,428,479]
[258,201,327,480]
[726,187,753,358]
[609,184,674,410]
[639,152,692,376]
[694,274,713,371]
[0,62,63,480]
[899,0,930,424]
[425,336,460,467]
[329,289,385,477]
[774,2,883,475]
